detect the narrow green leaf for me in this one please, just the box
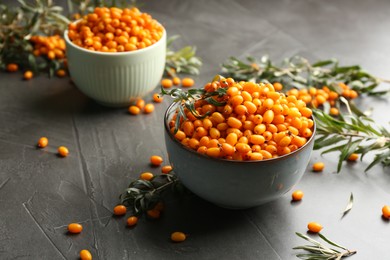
[341,192,354,219]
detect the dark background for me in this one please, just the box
[1,0,389,259]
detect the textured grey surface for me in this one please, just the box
[1,0,390,259]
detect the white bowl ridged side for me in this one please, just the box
[74,59,163,107]
[65,29,166,107]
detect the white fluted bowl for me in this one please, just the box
[64,29,166,107]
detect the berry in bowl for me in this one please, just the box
[163,76,315,209]
[64,7,166,107]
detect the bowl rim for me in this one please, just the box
[164,101,317,165]
[64,22,166,56]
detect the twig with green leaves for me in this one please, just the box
[165,35,202,77]
[160,80,226,132]
[0,0,69,71]
[294,232,357,260]
[119,173,182,215]
[313,106,390,172]
[221,55,390,96]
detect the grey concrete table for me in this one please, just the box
[1,0,390,259]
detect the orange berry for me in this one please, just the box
[23,70,33,80]
[68,223,83,233]
[347,153,359,161]
[146,209,161,219]
[329,107,339,116]
[150,155,163,166]
[307,222,323,233]
[161,165,173,174]
[79,249,92,260]
[171,231,186,242]
[113,205,127,216]
[7,63,18,72]
[37,137,48,148]
[161,78,173,88]
[135,99,145,109]
[182,78,195,88]
[292,190,304,201]
[140,172,154,181]
[56,69,67,78]
[272,82,283,91]
[153,93,163,103]
[58,146,69,157]
[172,77,181,85]
[128,105,141,115]
[144,103,155,114]
[382,205,390,219]
[312,162,324,172]
[127,216,138,226]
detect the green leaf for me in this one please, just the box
[341,192,354,219]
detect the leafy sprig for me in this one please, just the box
[160,80,226,132]
[221,55,390,96]
[294,232,356,259]
[0,0,69,71]
[313,107,390,172]
[119,173,181,215]
[165,35,202,76]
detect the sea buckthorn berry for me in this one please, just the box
[37,137,48,148]
[127,216,138,226]
[161,165,173,174]
[161,78,173,88]
[150,155,163,166]
[307,222,323,233]
[173,77,181,85]
[68,223,83,233]
[136,99,145,109]
[128,105,141,115]
[330,107,339,116]
[153,93,163,103]
[147,209,161,219]
[140,172,154,180]
[171,231,186,242]
[347,153,359,161]
[23,70,33,80]
[273,82,283,91]
[113,205,127,216]
[6,63,18,72]
[56,69,66,77]
[58,146,69,157]
[382,205,390,219]
[312,162,325,172]
[80,249,92,260]
[292,190,304,201]
[144,103,155,114]
[182,78,195,88]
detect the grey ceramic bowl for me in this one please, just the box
[164,103,316,209]
[64,28,166,107]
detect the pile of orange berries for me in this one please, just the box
[285,82,358,116]
[30,35,66,60]
[169,78,314,161]
[67,7,164,52]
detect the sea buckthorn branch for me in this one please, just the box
[313,108,390,172]
[221,55,389,96]
[161,83,227,132]
[0,1,68,73]
[119,173,181,215]
[294,232,357,260]
[165,35,202,77]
